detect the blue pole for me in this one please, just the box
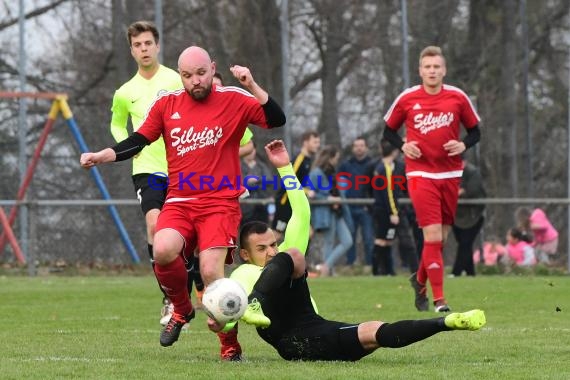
[65,116,140,264]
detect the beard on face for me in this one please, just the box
[188,83,212,101]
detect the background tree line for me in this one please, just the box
[1,0,569,266]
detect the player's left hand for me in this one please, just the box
[230,65,254,87]
[443,140,466,156]
[265,140,290,168]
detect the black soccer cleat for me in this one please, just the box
[160,309,195,347]
[434,299,451,313]
[409,272,429,311]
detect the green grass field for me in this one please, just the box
[1,274,568,380]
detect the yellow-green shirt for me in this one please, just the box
[110,65,181,175]
[231,163,316,314]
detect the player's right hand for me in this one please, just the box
[402,141,422,159]
[80,153,98,169]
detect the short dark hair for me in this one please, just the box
[353,136,367,146]
[127,21,159,46]
[508,227,525,241]
[380,138,397,157]
[508,226,533,243]
[301,130,319,142]
[239,221,270,250]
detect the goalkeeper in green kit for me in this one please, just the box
[213,140,486,361]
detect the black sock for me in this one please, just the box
[380,245,394,275]
[372,245,381,275]
[249,252,294,303]
[375,318,448,348]
[147,243,154,261]
[148,243,169,300]
[193,256,204,292]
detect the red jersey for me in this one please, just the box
[384,84,480,178]
[137,84,270,200]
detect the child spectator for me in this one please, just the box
[505,227,536,267]
[515,207,558,264]
[473,237,507,266]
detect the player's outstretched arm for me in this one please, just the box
[80,132,151,169]
[80,149,116,169]
[264,140,311,255]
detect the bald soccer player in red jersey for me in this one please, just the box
[81,46,286,347]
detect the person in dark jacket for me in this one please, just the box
[451,158,486,276]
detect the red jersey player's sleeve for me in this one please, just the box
[136,96,166,142]
[459,92,481,129]
[383,96,406,130]
[243,96,270,129]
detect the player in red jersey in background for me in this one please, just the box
[383,46,481,312]
[80,46,285,347]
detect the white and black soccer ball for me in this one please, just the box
[202,278,248,324]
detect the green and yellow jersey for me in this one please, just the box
[110,65,181,175]
[231,163,311,294]
[240,127,253,147]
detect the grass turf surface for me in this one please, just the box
[1,274,568,379]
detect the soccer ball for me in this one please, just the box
[202,278,248,324]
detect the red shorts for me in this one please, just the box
[155,198,242,264]
[407,177,461,227]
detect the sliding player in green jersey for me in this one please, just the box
[214,140,486,361]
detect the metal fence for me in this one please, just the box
[0,197,568,274]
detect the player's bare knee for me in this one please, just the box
[423,224,443,242]
[152,239,182,265]
[153,245,176,265]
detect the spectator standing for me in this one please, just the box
[338,137,375,267]
[377,145,420,274]
[451,158,486,276]
[370,139,402,275]
[309,145,353,276]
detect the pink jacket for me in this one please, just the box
[507,241,536,266]
[473,242,507,265]
[530,209,558,244]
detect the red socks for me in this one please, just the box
[154,255,193,315]
[422,241,445,301]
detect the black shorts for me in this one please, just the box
[269,318,368,361]
[373,209,397,241]
[132,174,167,215]
[271,198,292,233]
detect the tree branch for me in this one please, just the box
[0,0,70,31]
